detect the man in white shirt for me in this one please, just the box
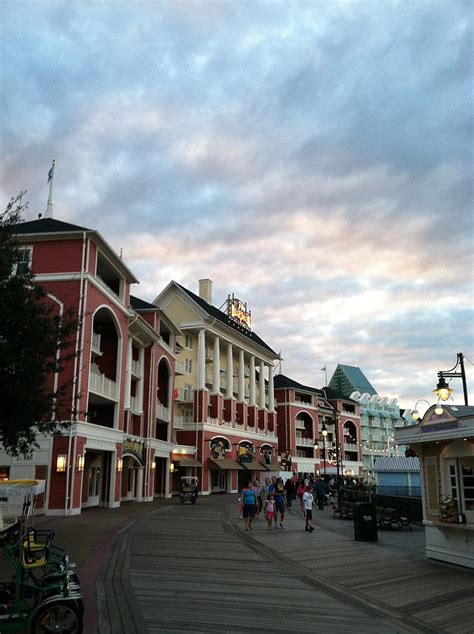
[302,486,315,533]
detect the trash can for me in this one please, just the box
[353,502,378,542]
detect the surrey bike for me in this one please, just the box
[0,480,83,633]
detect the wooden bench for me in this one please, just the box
[376,507,411,531]
[333,500,354,519]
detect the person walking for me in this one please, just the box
[264,493,276,530]
[314,476,326,511]
[253,479,263,520]
[302,486,315,532]
[297,479,307,516]
[241,481,257,531]
[285,477,295,509]
[273,478,287,529]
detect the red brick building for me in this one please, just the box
[2,218,181,514]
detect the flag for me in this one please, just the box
[47,162,54,183]
[320,366,326,372]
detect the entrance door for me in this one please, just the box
[87,466,101,507]
[445,457,474,523]
[211,469,227,492]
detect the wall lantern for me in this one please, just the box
[117,458,123,472]
[56,455,67,473]
[77,455,85,472]
[151,461,156,471]
[170,462,175,473]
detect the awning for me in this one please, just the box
[210,459,244,470]
[175,457,202,467]
[261,463,281,471]
[240,460,268,471]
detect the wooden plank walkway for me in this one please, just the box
[97,496,474,633]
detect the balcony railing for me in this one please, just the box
[89,370,117,400]
[295,420,307,430]
[157,402,169,421]
[175,361,185,375]
[344,442,359,452]
[176,388,193,403]
[130,395,140,413]
[131,359,141,378]
[173,415,185,429]
[296,435,314,447]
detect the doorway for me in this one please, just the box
[211,469,227,492]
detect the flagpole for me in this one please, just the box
[46,160,55,218]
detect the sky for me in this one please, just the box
[1,0,473,409]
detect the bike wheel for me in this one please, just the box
[31,600,83,633]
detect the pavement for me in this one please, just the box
[27,497,474,633]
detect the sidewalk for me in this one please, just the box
[96,495,474,633]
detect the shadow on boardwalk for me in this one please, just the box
[97,495,474,634]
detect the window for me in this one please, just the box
[185,359,193,373]
[15,247,32,275]
[0,466,10,481]
[185,335,193,349]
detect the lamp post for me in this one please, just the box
[321,423,328,479]
[434,352,469,406]
[333,409,341,490]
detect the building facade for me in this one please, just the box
[395,405,474,568]
[1,218,182,514]
[155,280,280,494]
[329,364,407,476]
[273,376,363,478]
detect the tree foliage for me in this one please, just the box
[0,194,77,456]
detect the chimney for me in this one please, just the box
[199,279,213,304]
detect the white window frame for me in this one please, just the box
[14,246,33,275]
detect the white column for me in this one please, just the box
[226,343,233,398]
[238,350,245,401]
[197,329,206,390]
[249,356,256,405]
[136,467,144,502]
[259,360,266,409]
[268,364,274,411]
[125,338,132,409]
[138,347,145,412]
[213,335,220,392]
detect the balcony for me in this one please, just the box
[344,442,359,452]
[205,348,214,361]
[89,368,117,400]
[176,388,193,403]
[296,435,315,447]
[157,402,170,422]
[173,415,185,430]
[175,361,185,375]
[130,395,141,413]
[295,420,307,430]
[131,359,141,378]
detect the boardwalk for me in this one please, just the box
[97,496,474,634]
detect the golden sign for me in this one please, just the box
[227,295,251,330]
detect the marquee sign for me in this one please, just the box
[227,294,252,331]
[123,438,145,464]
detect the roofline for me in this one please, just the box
[17,226,139,284]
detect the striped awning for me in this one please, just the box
[240,460,268,471]
[175,457,202,467]
[210,459,244,470]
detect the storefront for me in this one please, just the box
[395,404,474,568]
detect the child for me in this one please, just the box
[265,493,276,530]
[302,486,315,532]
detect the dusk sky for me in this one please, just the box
[1,1,473,409]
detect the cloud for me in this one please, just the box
[1,0,472,407]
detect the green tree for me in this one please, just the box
[0,193,77,456]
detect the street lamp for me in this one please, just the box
[333,409,341,490]
[321,423,328,478]
[434,353,469,405]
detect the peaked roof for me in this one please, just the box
[176,282,279,357]
[329,364,377,397]
[15,218,91,234]
[273,373,322,395]
[130,295,158,311]
[322,386,357,403]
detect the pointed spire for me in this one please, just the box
[45,160,55,218]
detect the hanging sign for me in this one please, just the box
[227,294,252,331]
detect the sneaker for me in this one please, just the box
[280,523,285,529]
[274,525,279,529]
